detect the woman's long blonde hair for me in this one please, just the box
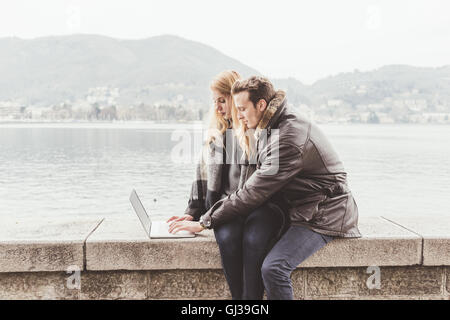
[206,70,242,146]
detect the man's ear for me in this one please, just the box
[258,99,267,112]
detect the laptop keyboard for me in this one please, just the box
[152,221,193,237]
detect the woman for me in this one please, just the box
[167,70,243,225]
[167,70,287,300]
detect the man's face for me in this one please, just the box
[234,91,266,129]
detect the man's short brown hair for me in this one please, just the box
[231,76,276,107]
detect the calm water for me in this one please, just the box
[1,122,449,221]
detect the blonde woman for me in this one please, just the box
[167,70,243,226]
[167,71,287,300]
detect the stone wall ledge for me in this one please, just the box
[1,215,449,273]
[1,215,449,299]
[0,218,103,272]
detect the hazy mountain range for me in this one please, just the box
[1,34,449,116]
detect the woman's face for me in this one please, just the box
[212,90,232,120]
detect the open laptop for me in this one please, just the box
[129,189,195,239]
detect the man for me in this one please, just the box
[170,76,361,300]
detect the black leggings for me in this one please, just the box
[213,203,285,300]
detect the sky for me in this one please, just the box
[1,0,449,84]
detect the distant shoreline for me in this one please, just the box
[0,119,449,128]
[0,120,206,130]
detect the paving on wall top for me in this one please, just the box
[85,215,219,271]
[2,214,444,273]
[381,215,450,266]
[0,217,103,272]
[86,215,423,271]
[299,216,422,267]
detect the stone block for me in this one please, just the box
[147,269,230,299]
[381,216,450,266]
[86,217,221,270]
[0,272,79,299]
[300,216,422,267]
[305,266,443,298]
[80,271,148,300]
[291,269,306,300]
[87,216,423,271]
[0,218,102,272]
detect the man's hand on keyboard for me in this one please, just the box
[166,214,194,224]
[168,220,204,234]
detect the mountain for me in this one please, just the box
[0,34,260,105]
[1,34,449,123]
[271,77,312,105]
[309,65,450,106]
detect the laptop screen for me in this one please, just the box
[129,189,152,236]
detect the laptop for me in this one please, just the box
[129,189,196,239]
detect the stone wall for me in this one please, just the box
[1,267,449,300]
[1,216,449,300]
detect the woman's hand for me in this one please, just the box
[166,214,194,224]
[168,220,204,234]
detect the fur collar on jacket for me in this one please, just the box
[255,90,286,139]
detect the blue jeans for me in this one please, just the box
[262,224,335,300]
[214,204,285,300]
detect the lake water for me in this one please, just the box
[1,122,449,222]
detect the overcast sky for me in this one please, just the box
[1,0,449,84]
